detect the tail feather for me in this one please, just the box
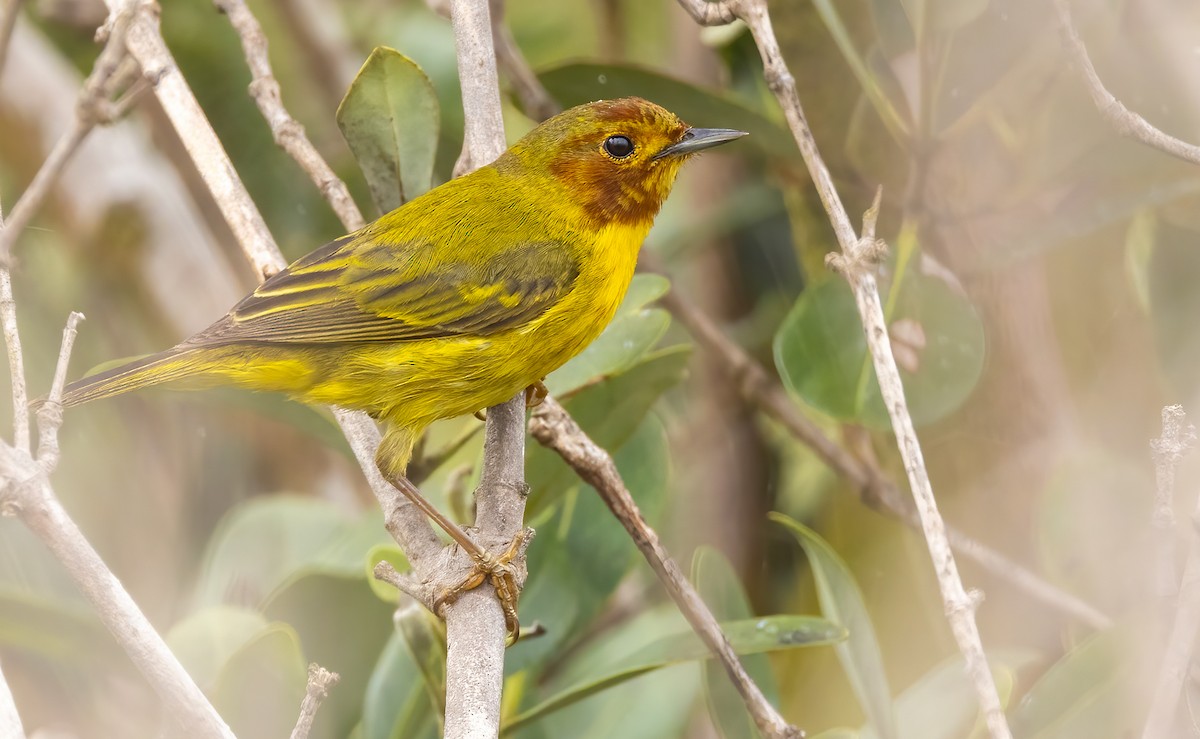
[60,348,201,408]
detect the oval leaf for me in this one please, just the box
[337,47,440,213]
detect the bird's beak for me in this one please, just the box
[653,128,748,160]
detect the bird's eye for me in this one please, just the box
[603,135,634,159]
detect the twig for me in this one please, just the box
[0,314,233,737]
[0,0,141,264]
[678,2,1012,737]
[0,0,24,79]
[0,203,28,454]
[1150,405,1196,597]
[34,311,83,473]
[1051,0,1200,166]
[212,0,365,231]
[483,13,1111,632]
[289,663,340,739]
[0,659,23,739]
[530,397,801,738]
[1142,406,1198,739]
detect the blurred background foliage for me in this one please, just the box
[2,0,1199,736]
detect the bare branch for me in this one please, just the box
[671,1,1013,736]
[530,397,800,738]
[0,202,28,454]
[0,0,140,264]
[34,311,83,474]
[675,0,736,27]
[1052,0,1200,166]
[289,663,340,739]
[212,0,365,231]
[1143,405,1198,739]
[1150,405,1197,598]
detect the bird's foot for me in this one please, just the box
[434,528,532,644]
[524,380,548,409]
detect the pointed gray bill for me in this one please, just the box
[652,128,749,159]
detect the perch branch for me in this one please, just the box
[1142,406,1198,739]
[289,663,340,739]
[1051,0,1200,166]
[530,397,801,738]
[677,1,1012,737]
[0,203,28,454]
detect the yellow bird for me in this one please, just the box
[61,97,745,630]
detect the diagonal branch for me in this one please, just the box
[678,1,1012,737]
[1051,0,1200,166]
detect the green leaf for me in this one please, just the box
[527,346,690,512]
[773,273,985,428]
[166,606,269,689]
[862,651,1039,739]
[1009,628,1132,737]
[512,415,671,673]
[0,587,114,663]
[693,547,780,739]
[212,623,308,739]
[395,602,447,726]
[547,274,672,396]
[503,614,844,733]
[771,514,896,739]
[264,571,397,738]
[365,544,411,604]
[363,631,440,739]
[196,495,390,608]
[337,47,440,213]
[536,62,798,165]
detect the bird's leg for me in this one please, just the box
[384,471,526,643]
[524,379,548,409]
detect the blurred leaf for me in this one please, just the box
[810,0,910,140]
[862,651,1038,739]
[0,587,113,663]
[512,415,671,673]
[773,273,985,428]
[813,731,861,739]
[1124,209,1156,314]
[900,0,989,35]
[396,602,447,724]
[265,571,396,738]
[1009,628,1133,737]
[337,47,440,213]
[363,629,440,739]
[365,544,411,604]
[166,606,268,689]
[503,615,844,733]
[771,513,896,739]
[528,346,690,511]
[693,547,780,739]
[547,273,672,396]
[537,62,798,165]
[212,623,308,739]
[197,495,389,608]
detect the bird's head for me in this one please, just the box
[502,97,746,228]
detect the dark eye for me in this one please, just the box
[604,135,634,159]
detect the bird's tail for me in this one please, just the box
[59,348,205,408]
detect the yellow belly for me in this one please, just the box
[284,222,644,431]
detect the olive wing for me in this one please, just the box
[188,236,580,346]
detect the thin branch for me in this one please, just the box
[0,0,25,79]
[1142,405,1198,739]
[676,1,1013,736]
[212,0,365,231]
[0,202,28,454]
[289,663,340,739]
[0,314,233,737]
[1051,0,1200,166]
[530,397,801,739]
[0,2,141,264]
[34,311,83,474]
[0,658,24,739]
[1150,405,1196,598]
